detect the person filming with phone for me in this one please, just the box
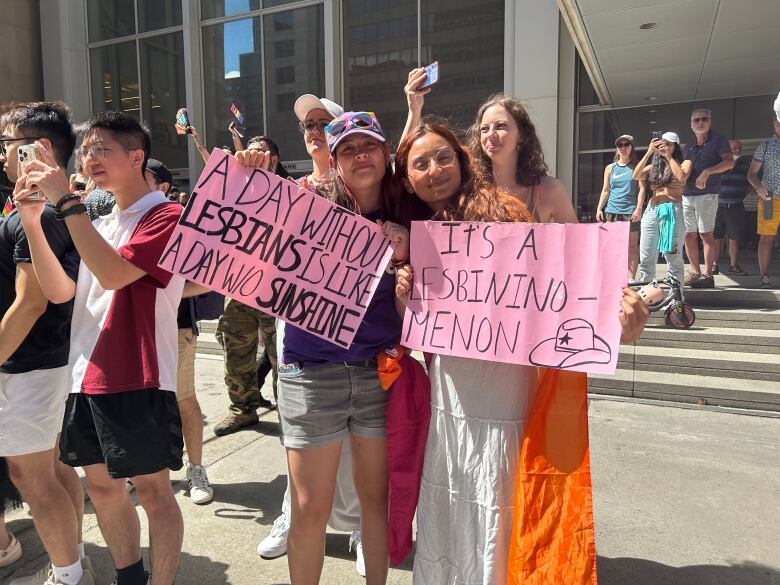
[632,132,692,287]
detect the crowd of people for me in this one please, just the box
[596,105,780,288]
[0,62,776,585]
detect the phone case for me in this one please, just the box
[17,145,45,200]
[421,61,439,88]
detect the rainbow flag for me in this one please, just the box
[229,102,245,126]
[1,196,13,217]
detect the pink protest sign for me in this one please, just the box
[402,221,629,374]
[159,150,393,348]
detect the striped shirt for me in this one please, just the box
[683,130,731,196]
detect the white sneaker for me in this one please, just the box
[0,533,22,567]
[349,529,365,577]
[10,563,95,584]
[186,464,214,505]
[257,513,289,558]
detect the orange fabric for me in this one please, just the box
[507,368,598,585]
[377,346,406,390]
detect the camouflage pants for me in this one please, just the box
[215,299,277,415]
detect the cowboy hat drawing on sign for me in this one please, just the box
[529,318,612,369]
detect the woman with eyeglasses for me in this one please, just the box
[393,120,648,585]
[596,135,646,279]
[293,95,344,192]
[632,132,692,285]
[276,111,408,585]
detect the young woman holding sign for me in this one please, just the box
[258,95,367,576]
[393,120,648,585]
[275,111,408,585]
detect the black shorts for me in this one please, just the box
[605,212,640,233]
[60,389,183,479]
[713,203,747,241]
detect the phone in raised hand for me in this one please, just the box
[420,61,439,88]
[175,107,192,135]
[17,144,45,201]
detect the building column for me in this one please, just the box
[39,0,89,122]
[504,0,576,195]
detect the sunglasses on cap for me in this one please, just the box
[325,112,380,137]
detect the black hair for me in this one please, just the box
[0,101,76,169]
[649,143,684,188]
[247,135,291,179]
[76,111,152,172]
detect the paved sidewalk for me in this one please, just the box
[3,353,779,585]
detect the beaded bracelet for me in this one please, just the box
[55,193,82,213]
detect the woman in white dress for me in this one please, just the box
[393,121,649,585]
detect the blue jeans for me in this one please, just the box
[639,202,685,285]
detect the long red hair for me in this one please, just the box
[394,120,531,227]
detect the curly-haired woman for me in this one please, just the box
[469,94,578,223]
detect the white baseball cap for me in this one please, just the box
[774,90,780,123]
[294,94,344,122]
[614,134,634,146]
[661,131,680,144]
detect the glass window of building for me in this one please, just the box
[202,17,265,153]
[138,0,183,32]
[575,94,778,221]
[87,0,135,42]
[139,33,188,169]
[201,0,261,21]
[89,42,140,117]
[421,0,504,136]
[342,0,504,145]
[263,5,325,162]
[342,0,419,143]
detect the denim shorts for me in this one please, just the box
[277,360,387,448]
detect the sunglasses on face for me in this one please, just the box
[616,142,632,148]
[299,120,329,134]
[692,117,710,123]
[410,148,457,172]
[0,136,43,156]
[325,112,379,137]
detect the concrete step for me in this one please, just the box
[635,325,780,354]
[647,307,780,330]
[683,287,780,309]
[618,345,780,382]
[588,368,780,411]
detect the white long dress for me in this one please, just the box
[413,355,538,585]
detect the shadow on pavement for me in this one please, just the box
[2,542,231,585]
[598,556,780,585]
[210,475,287,525]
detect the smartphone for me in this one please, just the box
[17,145,45,201]
[175,107,192,135]
[652,131,662,141]
[421,61,439,88]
